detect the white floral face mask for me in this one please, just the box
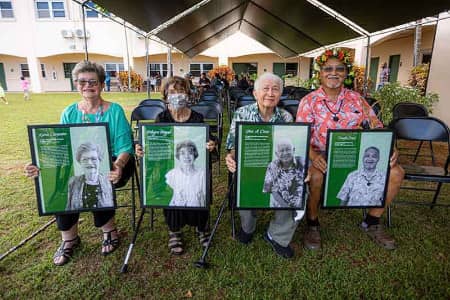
[167,93,188,110]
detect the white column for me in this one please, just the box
[167,46,172,77]
[27,56,42,93]
[219,55,228,66]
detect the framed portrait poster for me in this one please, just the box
[322,129,394,209]
[235,122,310,210]
[28,123,114,216]
[140,123,210,209]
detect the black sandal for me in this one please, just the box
[197,230,210,248]
[102,229,119,256]
[168,231,184,255]
[53,236,81,266]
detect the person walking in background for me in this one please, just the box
[20,76,31,100]
[105,73,111,92]
[0,83,8,104]
[377,62,390,90]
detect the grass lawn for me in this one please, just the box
[0,92,449,299]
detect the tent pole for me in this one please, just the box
[123,22,131,91]
[81,3,88,61]
[363,35,370,97]
[145,36,150,97]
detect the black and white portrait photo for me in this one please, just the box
[262,138,305,208]
[66,142,113,210]
[165,140,206,207]
[337,146,386,207]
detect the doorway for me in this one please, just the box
[369,57,379,92]
[388,55,400,83]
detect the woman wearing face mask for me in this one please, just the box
[136,76,216,255]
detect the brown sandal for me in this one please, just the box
[53,236,81,266]
[102,229,119,256]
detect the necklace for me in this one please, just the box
[81,101,103,123]
[323,99,344,122]
[361,171,377,186]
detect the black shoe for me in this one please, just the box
[236,228,253,244]
[263,232,294,259]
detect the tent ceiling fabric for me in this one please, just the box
[320,0,450,32]
[93,0,450,58]
[92,0,203,32]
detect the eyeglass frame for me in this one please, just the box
[75,79,100,86]
[320,65,347,73]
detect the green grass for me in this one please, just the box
[0,92,449,299]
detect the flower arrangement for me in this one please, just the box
[207,65,234,82]
[311,48,354,89]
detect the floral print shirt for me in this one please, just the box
[226,102,293,150]
[337,168,386,206]
[295,87,382,152]
[263,157,305,208]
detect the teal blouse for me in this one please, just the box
[60,102,133,157]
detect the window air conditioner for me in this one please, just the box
[75,29,90,38]
[61,29,73,38]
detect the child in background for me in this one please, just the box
[20,76,30,100]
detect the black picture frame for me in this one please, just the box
[28,123,115,216]
[234,122,310,210]
[322,129,394,209]
[139,123,210,210]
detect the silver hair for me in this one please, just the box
[254,72,283,92]
[276,138,294,152]
[75,142,103,162]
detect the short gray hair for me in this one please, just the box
[276,138,294,152]
[254,72,283,92]
[72,60,106,84]
[75,142,103,162]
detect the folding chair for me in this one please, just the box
[390,116,450,209]
[115,155,139,230]
[279,99,300,108]
[130,105,165,137]
[281,104,299,120]
[138,99,166,109]
[191,104,223,174]
[392,102,433,164]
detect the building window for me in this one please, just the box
[35,1,65,19]
[273,63,298,77]
[232,63,258,77]
[189,63,213,77]
[149,63,173,77]
[41,64,46,78]
[20,64,30,78]
[105,63,124,78]
[0,1,14,18]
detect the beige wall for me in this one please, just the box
[370,27,435,87]
[427,17,450,126]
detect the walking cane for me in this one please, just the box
[120,208,146,273]
[194,174,235,269]
[0,218,56,262]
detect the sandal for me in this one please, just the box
[102,229,119,256]
[53,236,81,266]
[168,231,184,255]
[197,230,210,248]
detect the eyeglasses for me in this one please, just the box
[321,65,346,73]
[75,79,99,86]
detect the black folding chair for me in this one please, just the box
[130,105,165,137]
[191,104,223,174]
[281,104,299,120]
[138,99,166,109]
[279,99,300,107]
[392,102,433,164]
[390,116,450,208]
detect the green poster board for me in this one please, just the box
[140,123,209,209]
[235,122,310,210]
[322,129,394,208]
[28,123,114,216]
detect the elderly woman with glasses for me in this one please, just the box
[25,60,134,266]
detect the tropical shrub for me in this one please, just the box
[118,70,143,91]
[208,65,234,82]
[408,63,429,95]
[371,82,439,125]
